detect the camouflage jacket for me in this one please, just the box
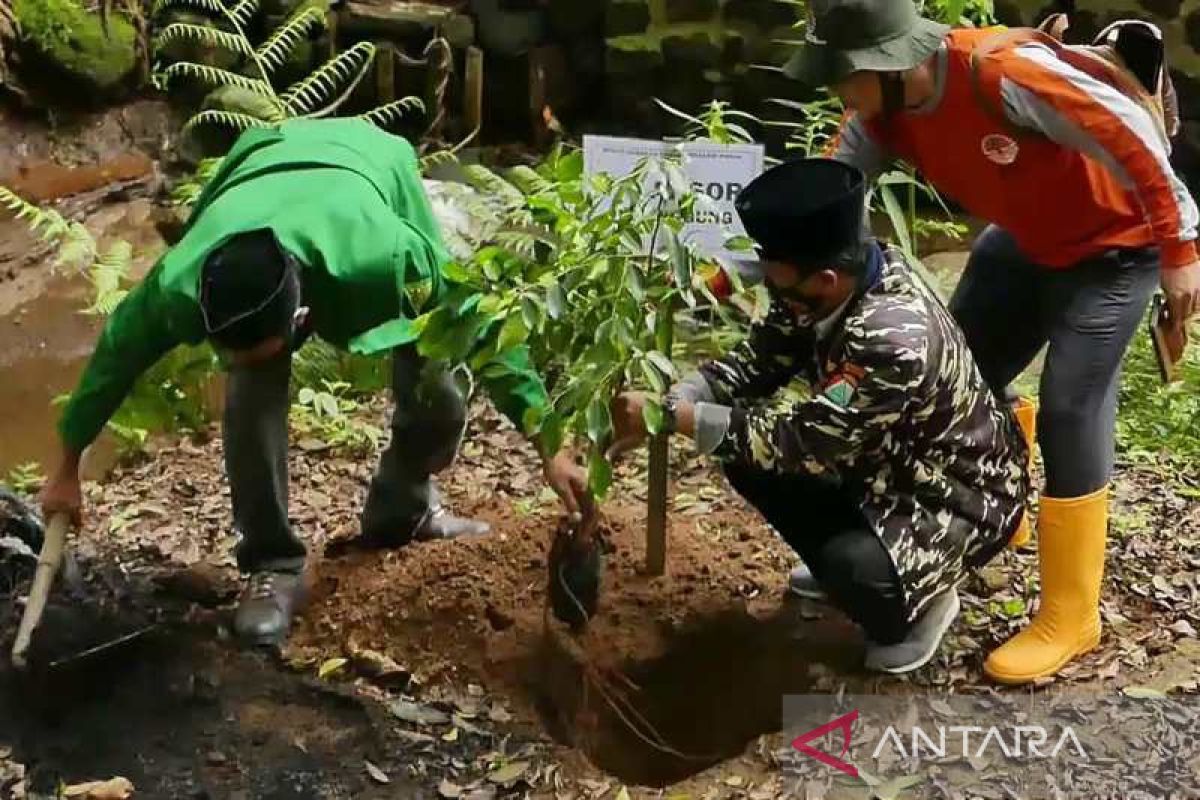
[693,245,1030,621]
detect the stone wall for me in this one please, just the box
[598,0,799,136]
[468,0,803,145]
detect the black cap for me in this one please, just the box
[722,158,867,283]
[199,228,300,350]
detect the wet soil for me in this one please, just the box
[1,624,419,799]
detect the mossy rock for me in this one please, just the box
[545,0,605,37]
[663,0,718,23]
[661,31,720,67]
[606,33,665,74]
[607,0,651,37]
[723,0,796,29]
[13,0,138,93]
[156,10,242,71]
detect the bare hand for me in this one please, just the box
[39,468,83,527]
[607,392,650,461]
[1162,260,1200,351]
[543,450,594,525]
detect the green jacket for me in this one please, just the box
[59,118,548,451]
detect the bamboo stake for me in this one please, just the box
[11,513,69,670]
[646,304,674,576]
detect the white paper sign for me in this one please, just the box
[582,135,765,261]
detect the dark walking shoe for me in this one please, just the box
[234,571,305,648]
[787,563,829,601]
[412,505,490,541]
[864,588,960,674]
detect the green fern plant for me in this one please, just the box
[0,186,121,303]
[153,0,424,133]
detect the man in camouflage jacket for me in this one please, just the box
[611,158,1030,673]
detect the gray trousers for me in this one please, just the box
[949,226,1159,498]
[224,346,468,573]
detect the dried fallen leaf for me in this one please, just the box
[63,777,135,799]
[873,775,924,800]
[317,657,348,679]
[487,703,512,723]
[364,760,389,784]
[1123,685,1167,699]
[1169,619,1198,638]
[442,727,459,743]
[389,699,450,726]
[438,780,463,799]
[487,761,530,786]
[1152,575,1176,598]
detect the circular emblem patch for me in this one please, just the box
[981,133,1019,165]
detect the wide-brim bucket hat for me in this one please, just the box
[783,0,950,87]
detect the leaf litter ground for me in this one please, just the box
[2,400,1198,799]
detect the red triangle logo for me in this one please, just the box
[790,709,859,777]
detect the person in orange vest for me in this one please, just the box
[784,0,1200,684]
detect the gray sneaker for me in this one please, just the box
[864,588,960,674]
[787,563,828,601]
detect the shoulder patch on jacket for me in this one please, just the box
[820,363,866,407]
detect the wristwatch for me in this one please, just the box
[662,394,679,434]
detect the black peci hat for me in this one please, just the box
[199,228,301,350]
[723,158,867,283]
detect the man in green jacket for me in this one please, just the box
[39,118,590,647]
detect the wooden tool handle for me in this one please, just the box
[11,512,69,670]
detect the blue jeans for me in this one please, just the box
[949,226,1159,497]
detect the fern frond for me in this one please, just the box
[229,0,259,27]
[182,110,278,135]
[462,164,525,210]
[256,6,325,73]
[154,23,254,57]
[495,224,557,258]
[152,0,227,19]
[55,222,99,272]
[280,41,374,117]
[85,241,133,315]
[161,62,275,96]
[420,149,459,174]
[358,96,425,128]
[0,186,72,242]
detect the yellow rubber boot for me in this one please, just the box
[984,486,1107,684]
[1007,398,1037,550]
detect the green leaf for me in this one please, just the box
[646,351,677,381]
[642,397,664,435]
[1000,597,1026,618]
[587,450,613,498]
[442,260,473,284]
[878,184,913,256]
[546,281,566,320]
[667,230,694,306]
[724,234,755,252]
[298,387,315,405]
[497,314,528,352]
[318,657,348,679]
[640,359,667,393]
[520,295,542,330]
[625,261,645,301]
[317,393,340,418]
[586,397,612,444]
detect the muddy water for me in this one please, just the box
[0,275,112,477]
[0,199,168,478]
